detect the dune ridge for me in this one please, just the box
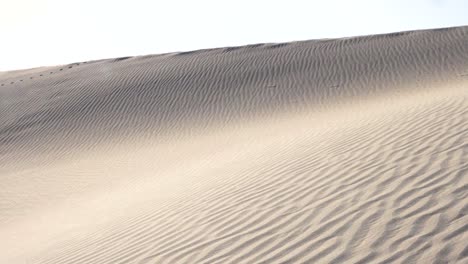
[1,26,467,263]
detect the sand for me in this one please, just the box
[0,26,467,263]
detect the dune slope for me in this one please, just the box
[1,26,468,263]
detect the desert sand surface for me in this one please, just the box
[1,26,468,264]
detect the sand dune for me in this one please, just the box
[1,26,467,263]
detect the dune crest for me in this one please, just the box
[1,26,468,263]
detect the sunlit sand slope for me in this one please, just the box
[1,26,467,263]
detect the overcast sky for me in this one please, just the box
[1,0,467,71]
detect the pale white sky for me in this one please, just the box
[1,0,467,72]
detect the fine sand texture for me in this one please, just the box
[1,26,468,263]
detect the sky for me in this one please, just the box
[1,0,467,72]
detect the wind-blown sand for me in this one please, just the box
[1,26,467,263]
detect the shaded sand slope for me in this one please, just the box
[0,26,467,263]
